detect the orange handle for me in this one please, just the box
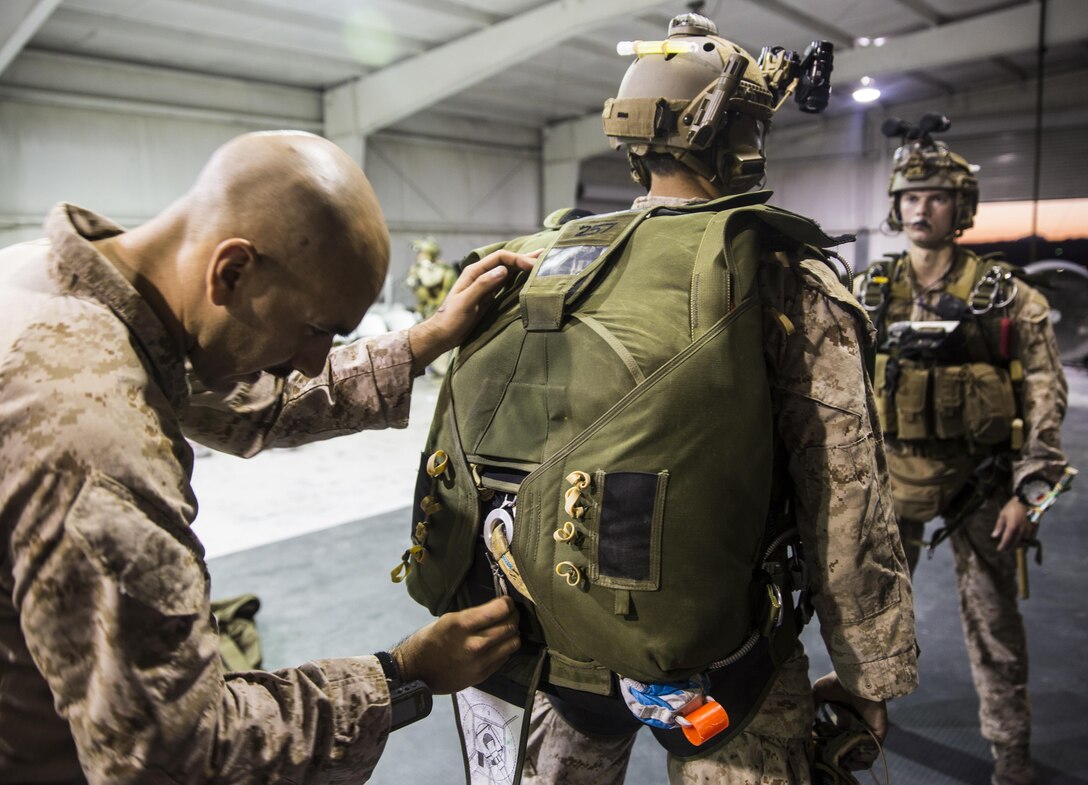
[681,699,730,746]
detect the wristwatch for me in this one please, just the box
[1015,476,1051,508]
[375,651,433,731]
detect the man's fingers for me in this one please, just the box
[459,596,518,631]
[453,250,539,294]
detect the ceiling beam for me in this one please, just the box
[990,55,1029,81]
[544,0,1088,165]
[905,69,956,95]
[181,0,437,49]
[323,0,671,138]
[386,0,503,28]
[55,5,426,65]
[0,0,61,77]
[737,0,854,48]
[833,0,1088,84]
[888,0,946,27]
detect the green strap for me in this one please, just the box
[572,314,646,385]
[689,211,733,341]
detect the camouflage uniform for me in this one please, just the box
[407,256,458,319]
[0,205,417,784]
[881,249,1068,751]
[522,195,918,785]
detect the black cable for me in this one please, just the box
[1030,0,1048,264]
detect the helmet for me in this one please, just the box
[884,115,980,234]
[410,236,441,259]
[602,13,776,193]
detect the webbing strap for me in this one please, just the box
[689,211,732,341]
[571,314,646,385]
[890,255,912,303]
[947,249,982,302]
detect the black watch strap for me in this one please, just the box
[374,650,401,686]
[375,651,432,731]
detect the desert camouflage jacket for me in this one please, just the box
[0,204,415,784]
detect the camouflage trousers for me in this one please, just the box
[900,493,1031,747]
[522,649,814,785]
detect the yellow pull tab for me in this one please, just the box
[553,521,579,544]
[564,486,586,518]
[768,307,795,337]
[555,561,583,587]
[1010,417,1024,451]
[565,470,591,489]
[426,450,449,478]
[420,496,442,516]
[760,583,783,636]
[414,521,428,543]
[390,562,409,583]
[1009,359,1024,383]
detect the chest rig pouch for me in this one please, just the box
[865,251,1024,453]
[400,193,843,778]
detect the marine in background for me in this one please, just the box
[856,114,1071,785]
[407,236,458,319]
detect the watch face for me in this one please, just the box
[1021,479,1051,506]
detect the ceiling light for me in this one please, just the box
[855,36,871,47]
[852,76,881,103]
[873,37,887,47]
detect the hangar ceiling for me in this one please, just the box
[1,0,1086,142]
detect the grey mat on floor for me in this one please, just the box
[209,368,1088,785]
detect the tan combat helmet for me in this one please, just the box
[883,114,980,235]
[410,236,441,259]
[602,12,833,192]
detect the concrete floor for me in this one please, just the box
[203,367,1088,785]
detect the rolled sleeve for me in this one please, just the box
[182,330,416,457]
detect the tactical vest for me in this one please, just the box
[400,192,846,753]
[860,248,1024,451]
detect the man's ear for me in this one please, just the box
[207,239,257,306]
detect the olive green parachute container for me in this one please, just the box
[404,191,843,688]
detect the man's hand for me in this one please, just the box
[812,671,888,743]
[392,596,521,694]
[408,249,540,374]
[992,497,1037,552]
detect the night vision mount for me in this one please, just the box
[882,112,952,146]
[758,40,835,114]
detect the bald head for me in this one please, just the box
[186,131,390,296]
[110,131,399,389]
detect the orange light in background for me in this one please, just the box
[962,199,1088,243]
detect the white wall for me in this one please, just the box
[0,51,543,307]
[367,110,542,302]
[0,50,322,247]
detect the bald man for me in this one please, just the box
[0,131,532,784]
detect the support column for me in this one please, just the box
[541,159,580,220]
